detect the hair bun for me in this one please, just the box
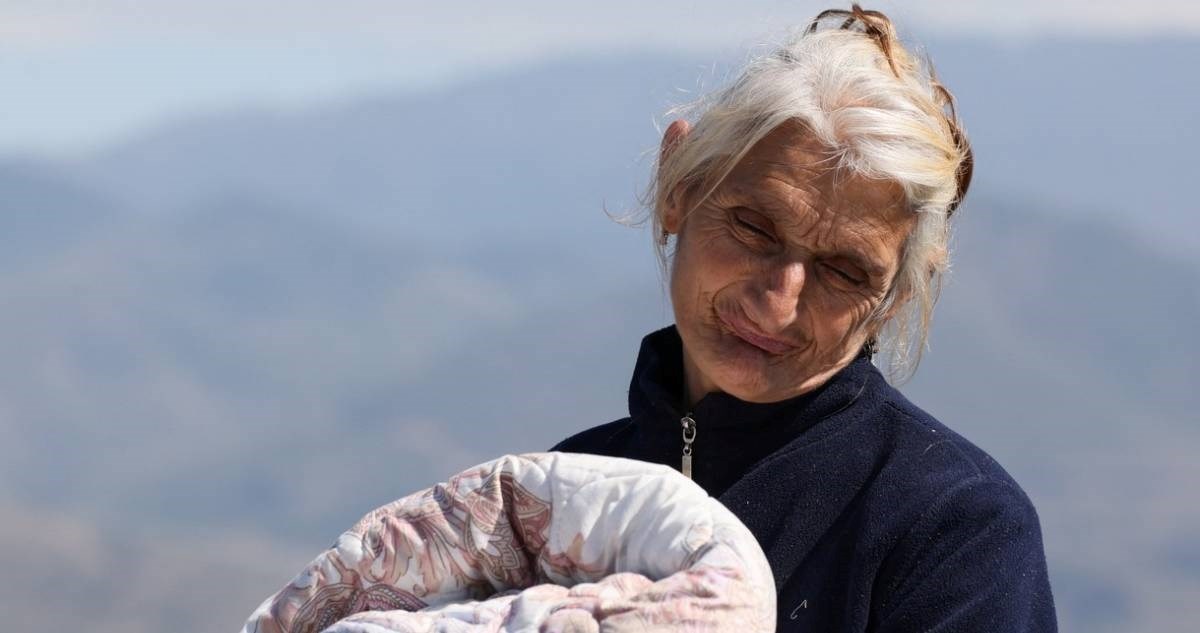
[805,3,904,78]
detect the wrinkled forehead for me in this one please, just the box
[724,122,909,219]
[719,156,911,239]
[719,163,909,225]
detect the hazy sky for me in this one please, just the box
[4,0,1198,156]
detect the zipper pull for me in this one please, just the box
[680,413,696,479]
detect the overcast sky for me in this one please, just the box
[4,0,1197,156]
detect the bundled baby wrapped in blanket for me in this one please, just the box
[240,452,776,632]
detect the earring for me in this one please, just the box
[660,229,670,245]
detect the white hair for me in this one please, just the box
[622,4,973,382]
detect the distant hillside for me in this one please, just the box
[52,37,1200,263]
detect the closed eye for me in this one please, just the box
[732,210,775,240]
[822,261,866,286]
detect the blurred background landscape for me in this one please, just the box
[1,2,1197,632]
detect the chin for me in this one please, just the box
[688,328,774,393]
[705,357,790,402]
[707,339,849,403]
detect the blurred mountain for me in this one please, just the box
[49,38,1200,263]
[0,160,123,269]
[1,40,1197,633]
[921,36,1200,263]
[56,55,692,251]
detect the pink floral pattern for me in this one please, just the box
[240,452,775,632]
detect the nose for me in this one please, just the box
[747,256,806,335]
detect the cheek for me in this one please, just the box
[672,229,751,296]
[805,291,874,347]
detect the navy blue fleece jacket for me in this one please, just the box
[549,325,1057,632]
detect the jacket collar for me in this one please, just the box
[628,324,877,434]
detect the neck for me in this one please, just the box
[681,346,717,410]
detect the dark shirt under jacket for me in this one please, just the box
[549,324,1058,632]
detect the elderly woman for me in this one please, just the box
[550,5,1058,632]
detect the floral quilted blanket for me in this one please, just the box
[239,452,776,632]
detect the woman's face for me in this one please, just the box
[663,120,916,406]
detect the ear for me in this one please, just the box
[659,119,691,235]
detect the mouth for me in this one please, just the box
[716,305,799,355]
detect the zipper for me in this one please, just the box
[680,412,696,479]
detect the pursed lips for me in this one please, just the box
[717,305,799,355]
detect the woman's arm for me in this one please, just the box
[871,476,1058,632]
